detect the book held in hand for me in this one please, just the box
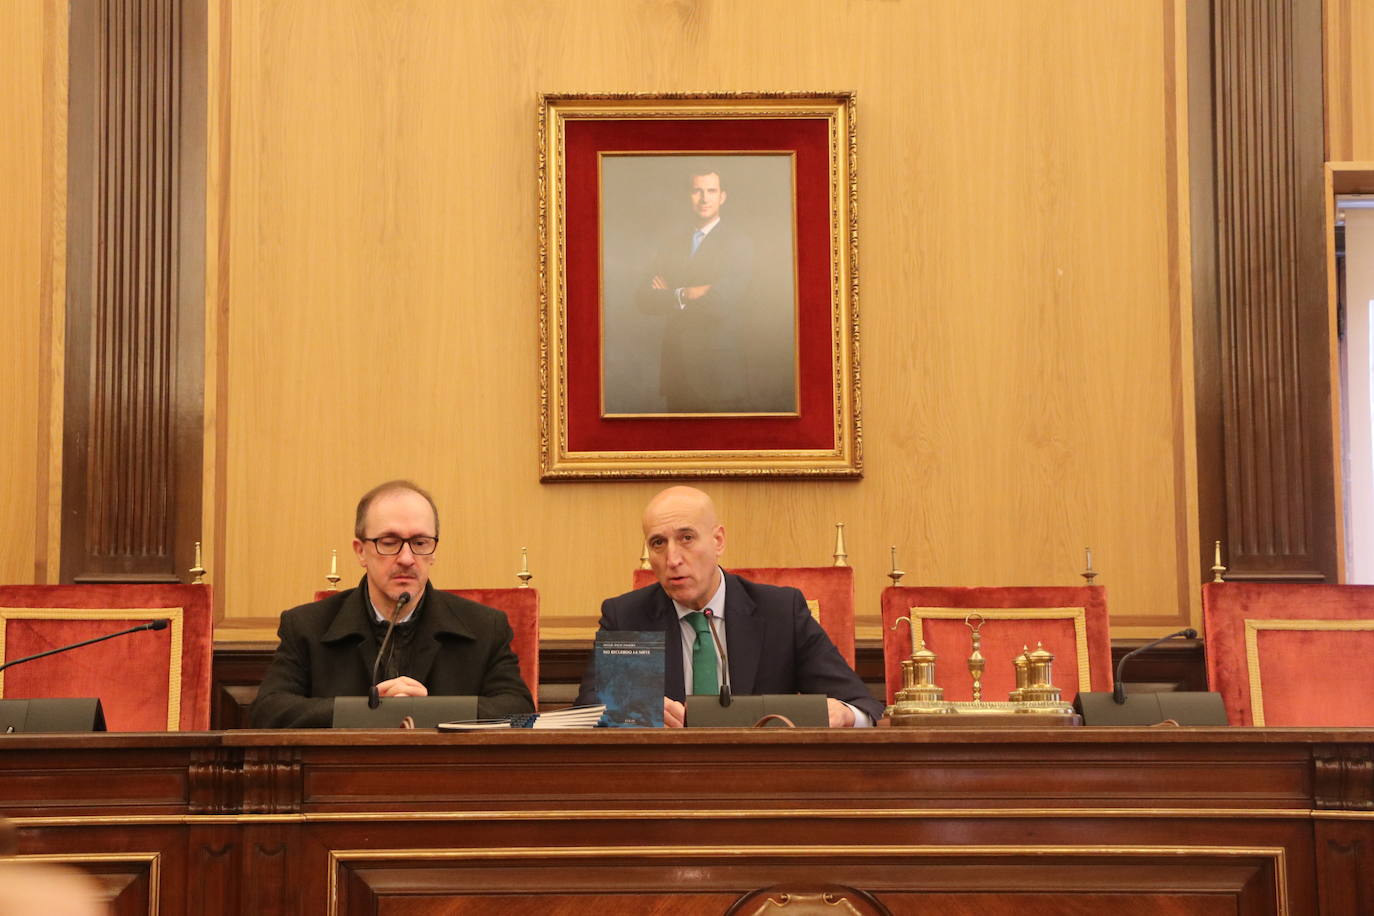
[594,630,665,727]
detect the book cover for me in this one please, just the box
[594,630,665,727]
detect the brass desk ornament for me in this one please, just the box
[886,615,1079,726]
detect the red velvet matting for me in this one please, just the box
[313,587,540,697]
[563,116,837,453]
[0,584,213,731]
[1202,582,1374,726]
[630,566,855,666]
[880,586,1113,705]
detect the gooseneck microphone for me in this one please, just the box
[367,591,411,709]
[1113,627,1197,704]
[0,618,170,676]
[702,608,731,707]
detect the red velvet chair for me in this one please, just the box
[631,566,857,666]
[1202,582,1374,726]
[0,584,214,731]
[313,586,540,698]
[879,586,1112,705]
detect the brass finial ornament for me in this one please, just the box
[887,546,905,586]
[639,542,651,570]
[1081,546,1098,586]
[1211,540,1227,583]
[189,541,206,585]
[964,613,986,703]
[517,547,533,588]
[325,548,342,591]
[832,522,849,567]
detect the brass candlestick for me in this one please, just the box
[1211,540,1227,582]
[189,541,206,585]
[324,548,341,591]
[1081,546,1098,586]
[887,546,904,586]
[517,547,533,588]
[832,522,848,567]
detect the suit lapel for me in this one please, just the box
[722,573,761,695]
[407,587,475,686]
[320,585,377,686]
[656,588,686,701]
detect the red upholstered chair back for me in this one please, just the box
[879,586,1112,705]
[313,587,540,697]
[0,584,214,731]
[630,566,856,666]
[1202,582,1374,726]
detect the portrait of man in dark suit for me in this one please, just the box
[600,156,798,416]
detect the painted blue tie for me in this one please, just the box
[686,611,718,695]
[691,229,705,256]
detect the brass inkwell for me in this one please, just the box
[887,613,1079,726]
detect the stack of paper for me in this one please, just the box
[438,704,606,731]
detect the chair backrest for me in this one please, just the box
[0,584,214,731]
[631,566,857,666]
[1202,581,1374,726]
[313,587,540,698]
[879,585,1112,705]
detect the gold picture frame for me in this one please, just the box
[538,92,861,480]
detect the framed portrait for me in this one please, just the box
[538,92,861,480]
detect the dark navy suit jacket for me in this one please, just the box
[576,572,884,722]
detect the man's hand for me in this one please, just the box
[650,275,668,289]
[827,698,856,728]
[663,697,685,728]
[681,284,711,301]
[376,676,429,698]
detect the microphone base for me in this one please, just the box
[1075,691,1228,726]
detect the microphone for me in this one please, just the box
[1113,627,1197,704]
[702,608,731,707]
[367,591,411,710]
[0,618,172,675]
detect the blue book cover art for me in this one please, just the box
[594,630,665,727]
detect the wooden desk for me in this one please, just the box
[2,729,1371,914]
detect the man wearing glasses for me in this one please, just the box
[250,480,533,727]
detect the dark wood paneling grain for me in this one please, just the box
[1192,0,1336,583]
[62,0,206,584]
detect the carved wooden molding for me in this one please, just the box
[61,0,205,583]
[1314,744,1374,810]
[1195,0,1335,582]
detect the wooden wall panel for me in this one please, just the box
[210,1,1195,636]
[0,2,63,586]
[1326,0,1374,161]
[0,3,44,587]
[63,0,205,584]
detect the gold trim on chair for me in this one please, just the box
[1243,618,1374,727]
[0,607,186,730]
[805,598,821,623]
[912,607,1092,690]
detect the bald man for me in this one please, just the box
[576,486,883,727]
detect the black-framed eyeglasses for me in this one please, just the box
[362,536,439,557]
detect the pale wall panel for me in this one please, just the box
[1329,0,1374,159]
[0,2,45,585]
[215,0,1194,637]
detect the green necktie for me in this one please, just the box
[686,611,719,696]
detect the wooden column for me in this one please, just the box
[62,0,206,583]
[1192,0,1336,582]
